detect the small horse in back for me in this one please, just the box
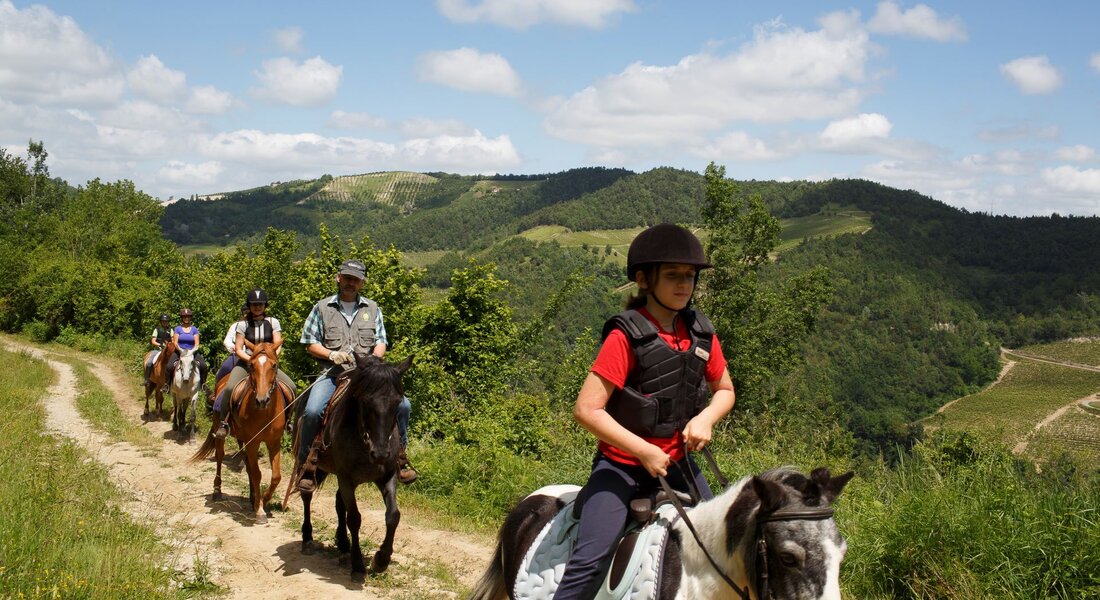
[469,466,854,600]
[286,353,412,577]
[143,339,175,419]
[190,340,293,523]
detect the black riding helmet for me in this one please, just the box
[159,313,170,322]
[626,223,712,280]
[246,288,268,305]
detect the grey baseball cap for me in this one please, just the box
[338,259,366,279]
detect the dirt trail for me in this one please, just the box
[4,340,492,599]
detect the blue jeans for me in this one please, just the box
[297,374,411,463]
[553,452,712,600]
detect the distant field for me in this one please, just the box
[930,340,1100,469]
[179,243,225,257]
[313,172,438,206]
[402,250,450,269]
[514,208,871,268]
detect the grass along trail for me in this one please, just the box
[2,338,491,599]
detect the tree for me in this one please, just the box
[696,162,832,410]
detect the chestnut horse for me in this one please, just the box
[143,339,175,418]
[190,340,294,523]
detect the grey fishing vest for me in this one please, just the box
[601,308,714,439]
[316,297,380,356]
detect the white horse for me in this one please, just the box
[169,348,200,438]
[469,466,854,600]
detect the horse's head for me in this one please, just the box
[346,353,413,463]
[176,348,196,384]
[732,467,854,600]
[245,339,282,405]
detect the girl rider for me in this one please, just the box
[145,313,172,387]
[166,308,210,395]
[214,289,296,439]
[553,223,736,600]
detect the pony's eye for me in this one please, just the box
[776,544,805,569]
[779,552,801,568]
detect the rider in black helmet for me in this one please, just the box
[553,223,736,600]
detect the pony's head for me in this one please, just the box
[244,339,282,405]
[719,467,854,600]
[346,354,412,463]
[176,348,196,385]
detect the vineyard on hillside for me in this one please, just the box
[930,340,1100,470]
[312,171,438,209]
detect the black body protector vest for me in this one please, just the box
[154,325,172,344]
[243,318,275,345]
[601,308,715,439]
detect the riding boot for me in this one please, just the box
[397,448,418,484]
[214,420,229,439]
[298,439,324,494]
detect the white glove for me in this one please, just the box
[329,350,353,365]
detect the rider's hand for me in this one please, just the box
[329,350,353,365]
[638,443,671,478]
[682,415,714,452]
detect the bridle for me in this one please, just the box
[658,448,837,600]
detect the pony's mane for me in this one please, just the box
[328,356,403,425]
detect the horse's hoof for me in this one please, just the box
[255,512,268,525]
[301,540,316,555]
[212,491,222,501]
[371,552,391,573]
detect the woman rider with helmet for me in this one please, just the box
[214,289,296,439]
[145,313,172,386]
[165,308,210,394]
[214,303,250,384]
[552,223,736,600]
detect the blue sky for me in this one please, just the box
[1,1,1098,216]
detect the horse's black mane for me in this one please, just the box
[328,355,404,425]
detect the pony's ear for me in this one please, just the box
[751,476,787,514]
[821,470,855,504]
[244,339,256,351]
[354,352,373,370]
[395,354,413,375]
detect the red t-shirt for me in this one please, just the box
[590,307,727,466]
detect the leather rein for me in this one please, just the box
[658,448,835,600]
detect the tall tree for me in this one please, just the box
[696,162,833,409]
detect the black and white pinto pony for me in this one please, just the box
[469,466,853,600]
[169,348,200,437]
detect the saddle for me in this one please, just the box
[296,371,355,492]
[514,490,695,600]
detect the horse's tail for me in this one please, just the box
[188,423,218,463]
[466,542,508,600]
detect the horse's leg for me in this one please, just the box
[336,477,366,575]
[371,475,401,574]
[212,436,225,500]
[188,393,198,437]
[301,482,316,554]
[244,443,265,523]
[143,382,152,416]
[261,437,281,516]
[334,488,349,554]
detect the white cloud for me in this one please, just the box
[544,11,870,148]
[157,160,224,186]
[251,56,342,107]
[197,128,520,174]
[399,117,474,138]
[273,26,303,53]
[976,122,1060,143]
[1042,165,1100,195]
[186,85,235,115]
[867,1,967,42]
[0,0,123,106]
[1000,56,1062,95]
[126,55,186,103]
[1091,53,1100,73]
[417,48,522,97]
[328,110,388,130]
[1055,145,1097,163]
[690,131,784,161]
[959,149,1033,177]
[436,0,635,29]
[820,113,892,149]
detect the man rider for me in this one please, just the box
[297,259,418,492]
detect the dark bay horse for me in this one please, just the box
[469,466,854,600]
[143,339,175,418]
[190,340,293,523]
[286,353,412,577]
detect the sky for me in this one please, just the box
[1,1,1098,216]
